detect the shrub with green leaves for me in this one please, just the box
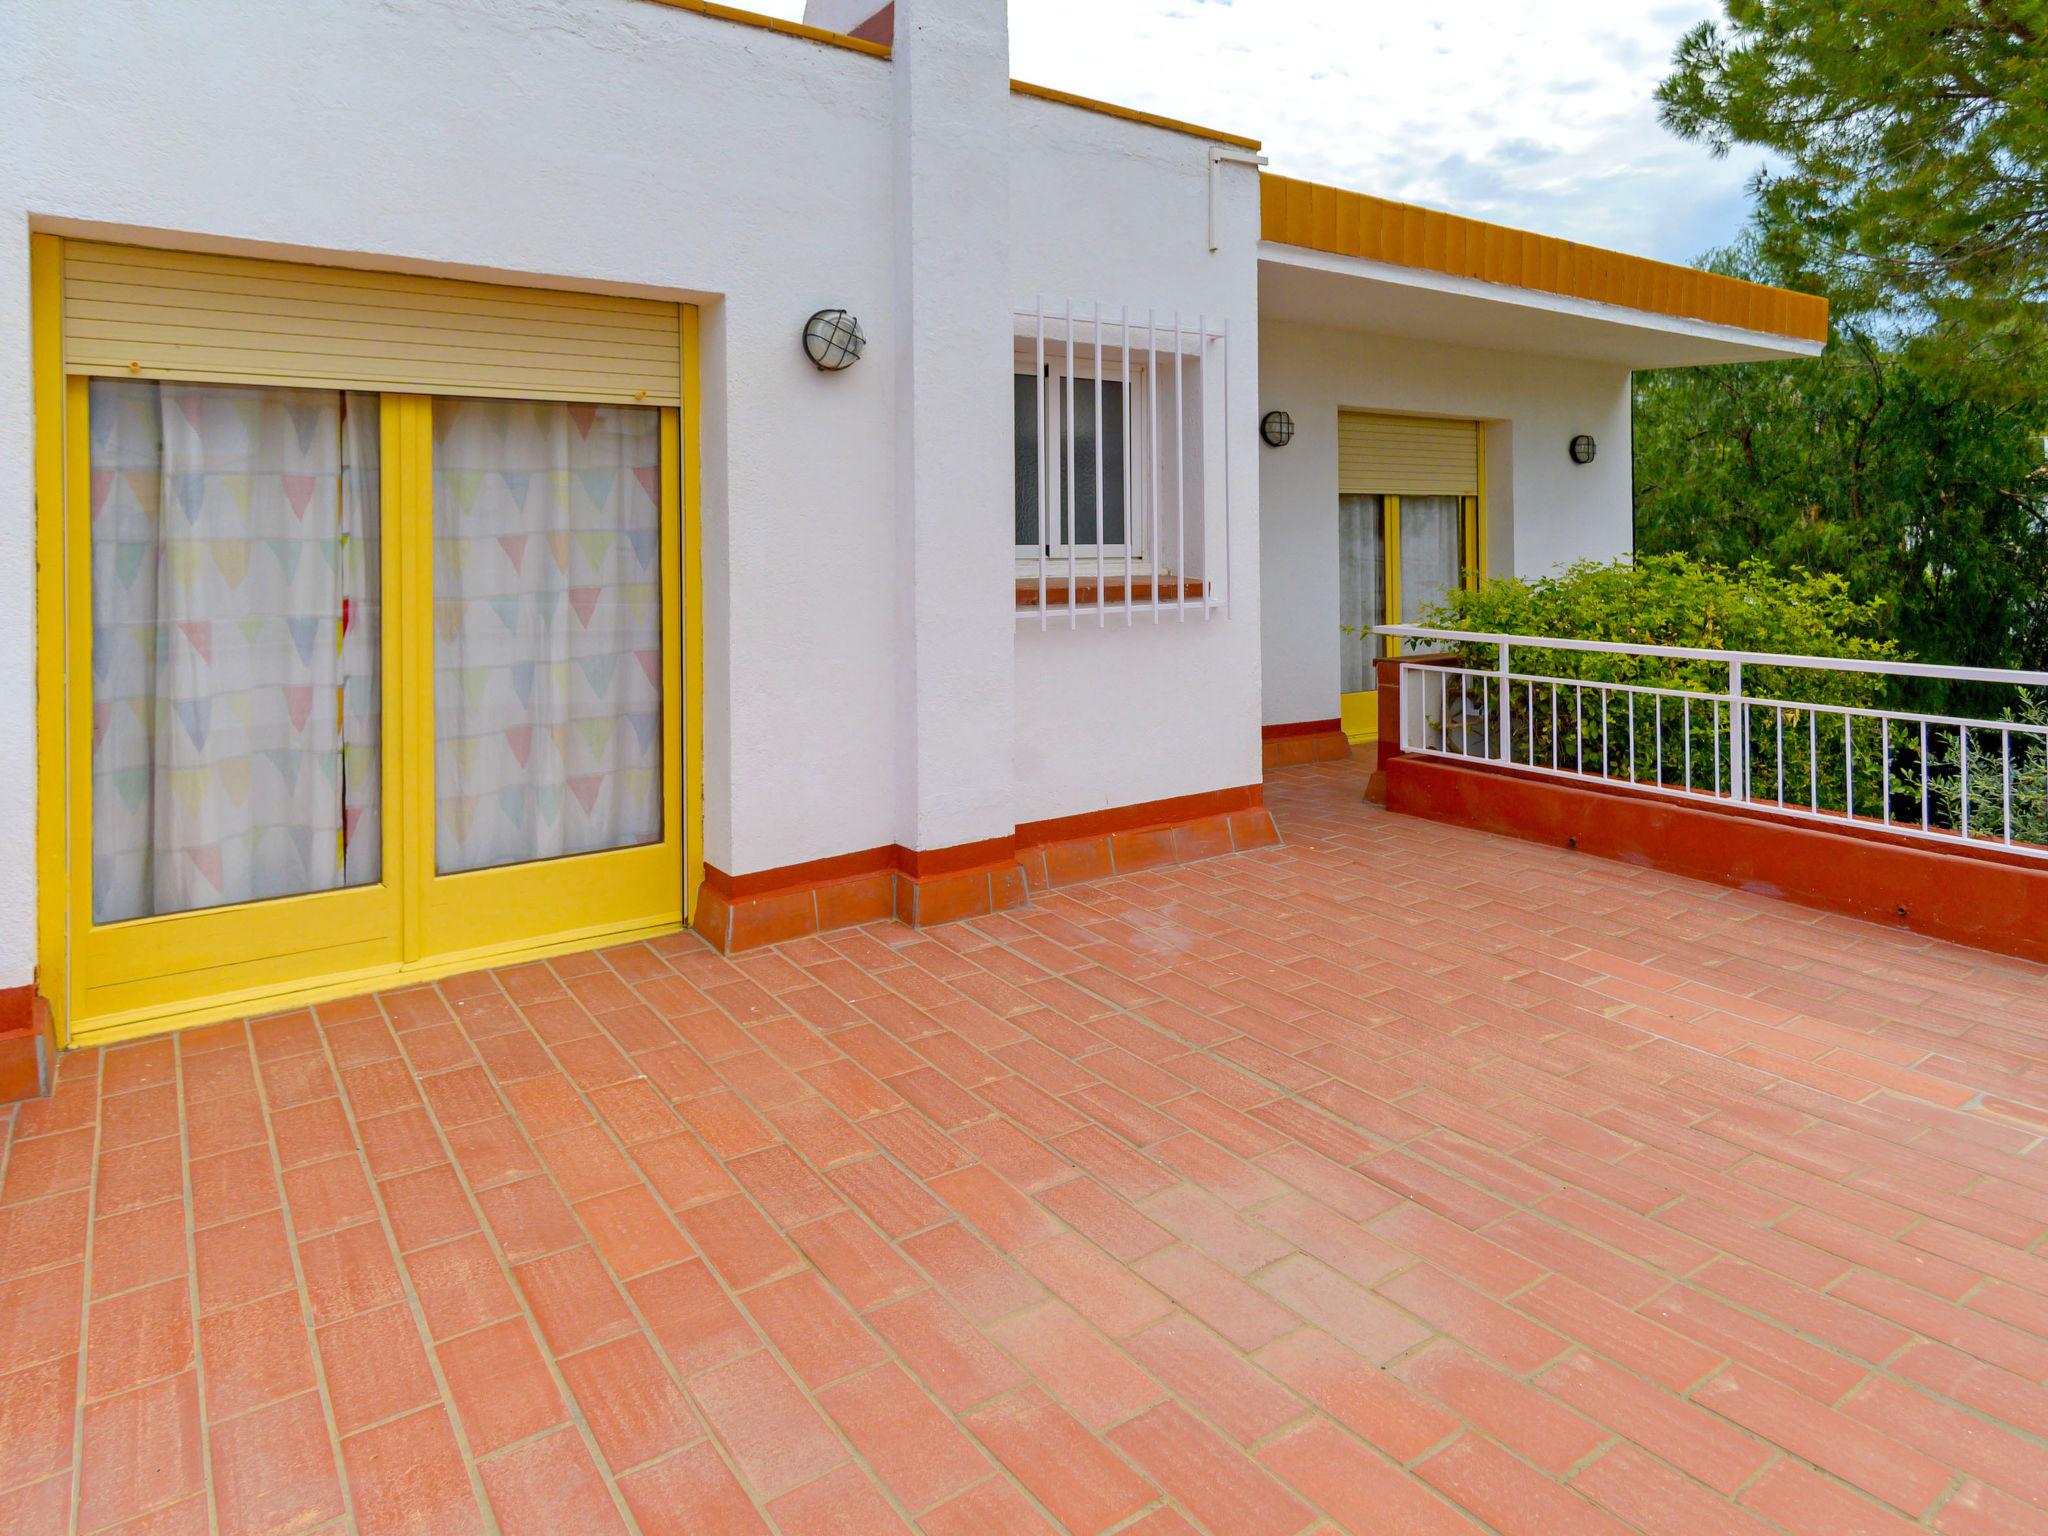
[1389,554,1902,807]
[1923,693,2048,847]
[1412,553,1894,695]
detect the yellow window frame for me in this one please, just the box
[32,235,705,1048]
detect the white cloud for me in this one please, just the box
[765,0,1768,266]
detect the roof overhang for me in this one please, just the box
[1260,243,1824,367]
[1259,173,1826,369]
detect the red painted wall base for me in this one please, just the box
[1261,722,1352,771]
[0,985,54,1104]
[693,789,1280,954]
[1386,756,2048,965]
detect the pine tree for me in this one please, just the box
[1659,1,2047,374]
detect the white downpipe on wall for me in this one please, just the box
[1210,148,1269,252]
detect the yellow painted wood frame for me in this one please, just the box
[65,378,407,1032]
[1339,691,1380,745]
[33,235,704,1047]
[681,305,705,921]
[31,236,68,1033]
[408,398,686,965]
[1379,491,1483,652]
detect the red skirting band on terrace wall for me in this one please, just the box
[1386,754,2048,966]
[1261,718,1352,771]
[694,784,1281,953]
[0,984,54,1104]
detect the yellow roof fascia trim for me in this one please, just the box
[1260,173,1828,345]
[634,1,1261,148]
[637,0,894,58]
[1009,80,1261,152]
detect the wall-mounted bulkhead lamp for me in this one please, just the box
[803,309,866,370]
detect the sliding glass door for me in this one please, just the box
[1336,490,1480,742]
[411,396,682,960]
[38,238,696,1042]
[1334,412,1483,742]
[74,379,404,1022]
[67,384,681,1036]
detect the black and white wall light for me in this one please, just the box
[1568,433,1597,465]
[1260,410,1295,448]
[802,309,866,371]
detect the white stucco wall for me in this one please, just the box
[1009,99,1264,825]
[1257,321,1633,728]
[0,0,1276,996]
[0,0,907,985]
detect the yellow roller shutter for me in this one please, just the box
[60,242,681,406]
[1338,412,1479,496]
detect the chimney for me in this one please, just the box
[803,0,894,44]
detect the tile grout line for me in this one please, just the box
[486,951,1086,1532]
[300,998,504,1533]
[239,1016,397,1536]
[366,984,642,1533]
[68,1053,105,1536]
[169,1044,216,1536]
[624,940,1242,1530]
[794,831,2015,1533]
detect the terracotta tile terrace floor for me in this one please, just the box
[9,754,2048,1536]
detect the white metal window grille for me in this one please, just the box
[1381,624,2048,860]
[1014,300,1232,628]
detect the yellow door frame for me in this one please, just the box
[1382,493,1404,661]
[32,234,706,1048]
[1338,419,1487,744]
[31,235,67,1037]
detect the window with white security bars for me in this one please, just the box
[1013,301,1234,627]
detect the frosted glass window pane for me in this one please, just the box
[1013,373,1127,548]
[1398,495,1463,654]
[1338,494,1384,694]
[431,398,663,875]
[89,380,381,923]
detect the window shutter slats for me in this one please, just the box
[1338,412,1478,496]
[61,243,681,406]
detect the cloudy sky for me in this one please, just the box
[772,1,1767,266]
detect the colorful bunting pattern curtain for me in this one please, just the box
[430,398,662,875]
[88,380,382,924]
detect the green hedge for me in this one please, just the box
[1412,553,1895,701]
[1396,555,1901,807]
[1381,554,2044,842]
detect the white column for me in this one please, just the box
[890,0,1016,854]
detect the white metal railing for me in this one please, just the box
[1378,624,2048,859]
[1013,300,1232,629]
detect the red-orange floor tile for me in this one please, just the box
[6,755,2048,1532]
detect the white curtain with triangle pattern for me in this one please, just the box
[431,398,662,875]
[88,380,382,925]
[1396,494,1463,653]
